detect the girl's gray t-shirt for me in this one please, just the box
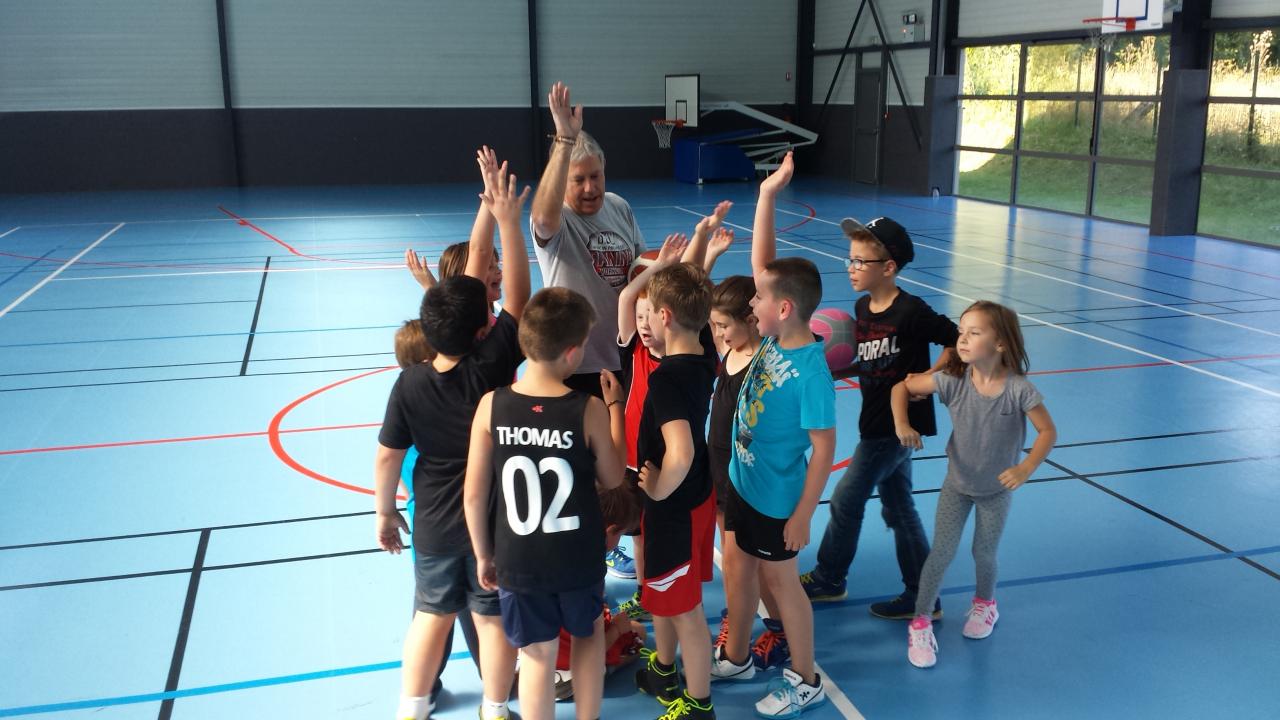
[935,369,1043,496]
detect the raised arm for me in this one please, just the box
[616,233,689,344]
[702,227,736,275]
[999,403,1057,490]
[405,249,437,292]
[684,200,732,268]
[480,160,533,319]
[530,82,583,245]
[463,146,501,281]
[751,151,794,277]
[463,393,499,590]
[599,370,627,470]
[585,392,625,491]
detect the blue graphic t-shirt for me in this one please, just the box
[729,338,836,519]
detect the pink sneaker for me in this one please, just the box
[963,597,999,639]
[907,616,937,668]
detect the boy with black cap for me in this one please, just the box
[799,215,959,622]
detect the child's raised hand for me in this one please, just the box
[760,151,794,196]
[708,228,735,257]
[404,248,436,291]
[480,164,532,224]
[656,233,689,265]
[998,463,1031,490]
[895,423,923,451]
[599,369,624,406]
[476,556,499,591]
[696,200,733,234]
[476,145,500,195]
[375,511,409,554]
[637,461,659,498]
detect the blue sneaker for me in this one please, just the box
[751,618,790,670]
[606,546,637,579]
[799,569,847,602]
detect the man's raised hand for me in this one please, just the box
[548,81,583,139]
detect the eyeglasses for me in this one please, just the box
[844,257,889,270]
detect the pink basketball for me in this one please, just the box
[809,307,856,370]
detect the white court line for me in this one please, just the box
[710,547,865,720]
[0,223,123,319]
[774,206,1280,340]
[675,207,1280,401]
[0,226,20,240]
[51,263,405,282]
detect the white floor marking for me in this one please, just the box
[0,223,123,319]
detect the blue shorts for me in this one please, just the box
[498,583,605,648]
[414,552,501,616]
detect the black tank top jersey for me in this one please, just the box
[708,352,749,491]
[489,387,606,593]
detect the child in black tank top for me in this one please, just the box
[464,287,626,720]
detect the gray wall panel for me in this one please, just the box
[958,0,1099,38]
[0,0,223,111]
[538,0,796,107]
[225,0,528,108]
[1212,0,1280,19]
[816,0,931,49]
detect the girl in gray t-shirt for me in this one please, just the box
[890,300,1057,669]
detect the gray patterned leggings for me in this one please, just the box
[914,484,1012,618]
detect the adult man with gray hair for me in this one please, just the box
[530,81,646,397]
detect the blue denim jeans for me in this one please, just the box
[814,436,930,597]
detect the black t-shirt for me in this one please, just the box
[637,353,716,574]
[853,290,958,439]
[378,310,523,555]
[707,350,749,491]
[489,387,605,593]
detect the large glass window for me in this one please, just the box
[1201,28,1280,245]
[957,36,1166,225]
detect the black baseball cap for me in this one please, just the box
[840,216,914,269]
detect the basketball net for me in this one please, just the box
[651,119,684,149]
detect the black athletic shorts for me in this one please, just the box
[723,481,797,561]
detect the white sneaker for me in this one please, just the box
[962,598,999,639]
[907,620,938,668]
[755,667,826,717]
[709,644,756,681]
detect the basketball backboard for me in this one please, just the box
[1091,0,1164,33]
[665,74,699,129]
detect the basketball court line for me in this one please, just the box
[0,249,60,290]
[678,208,1280,400]
[773,207,1280,340]
[0,223,123,320]
[0,350,393,378]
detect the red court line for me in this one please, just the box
[217,206,393,266]
[6,353,1273,458]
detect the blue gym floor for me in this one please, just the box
[1,177,1278,720]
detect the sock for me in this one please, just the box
[973,595,995,606]
[686,691,713,708]
[910,615,932,630]
[717,644,748,667]
[480,697,508,719]
[653,658,676,675]
[396,695,431,720]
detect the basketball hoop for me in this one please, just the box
[1083,16,1134,52]
[651,119,684,149]
[1083,16,1138,31]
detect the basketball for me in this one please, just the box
[629,249,661,282]
[809,307,856,370]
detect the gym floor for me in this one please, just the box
[2,177,1278,719]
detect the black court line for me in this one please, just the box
[1045,458,1280,582]
[1,548,381,592]
[0,509,393,551]
[1,430,1263,553]
[913,228,1280,303]
[0,365,390,393]
[0,350,394,378]
[8,299,256,314]
[1020,306,1280,329]
[240,257,271,376]
[157,529,208,720]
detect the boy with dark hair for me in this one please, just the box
[713,153,836,718]
[374,161,531,720]
[799,212,958,621]
[464,286,628,720]
[633,262,719,720]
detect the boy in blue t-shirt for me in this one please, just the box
[712,152,836,718]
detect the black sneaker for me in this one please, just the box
[636,650,682,706]
[869,594,942,620]
[657,691,715,719]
